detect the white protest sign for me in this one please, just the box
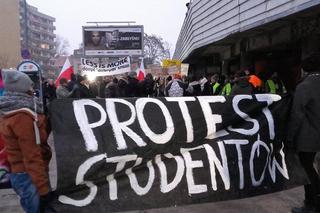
[81,57,131,76]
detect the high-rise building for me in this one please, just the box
[19,0,56,73]
[0,0,56,72]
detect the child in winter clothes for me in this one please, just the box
[0,70,52,213]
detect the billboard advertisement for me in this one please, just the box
[83,26,144,57]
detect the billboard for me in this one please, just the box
[83,26,144,57]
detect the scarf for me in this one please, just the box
[0,91,43,114]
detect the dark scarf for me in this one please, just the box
[0,91,43,114]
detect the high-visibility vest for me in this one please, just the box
[221,83,232,96]
[266,80,276,94]
[212,82,220,94]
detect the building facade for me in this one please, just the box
[0,0,56,71]
[19,0,56,74]
[174,0,320,90]
[0,0,21,68]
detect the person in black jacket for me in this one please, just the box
[186,75,201,96]
[105,77,119,98]
[42,79,56,114]
[230,70,253,95]
[288,52,320,213]
[118,76,128,98]
[76,75,95,99]
[140,73,155,97]
[154,77,166,97]
[126,71,140,97]
[67,73,77,91]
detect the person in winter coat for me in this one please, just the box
[117,76,128,98]
[42,79,56,114]
[56,78,78,99]
[165,73,186,97]
[140,73,155,97]
[186,76,201,96]
[199,76,211,96]
[126,71,140,97]
[211,74,222,95]
[288,52,320,213]
[67,73,76,92]
[0,70,53,212]
[76,75,95,99]
[221,75,234,96]
[43,79,56,103]
[105,77,119,98]
[230,70,253,95]
[97,76,107,98]
[154,77,166,97]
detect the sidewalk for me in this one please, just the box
[0,134,304,213]
[0,187,303,213]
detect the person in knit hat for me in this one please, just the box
[0,70,53,212]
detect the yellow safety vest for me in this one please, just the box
[267,80,276,94]
[221,83,232,96]
[212,83,220,94]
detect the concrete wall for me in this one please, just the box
[174,0,320,61]
[0,0,21,68]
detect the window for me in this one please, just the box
[40,44,50,49]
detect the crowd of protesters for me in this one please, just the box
[1,51,320,213]
[44,67,287,107]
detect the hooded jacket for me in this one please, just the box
[230,77,253,95]
[288,73,320,152]
[0,108,51,195]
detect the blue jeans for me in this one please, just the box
[10,173,40,213]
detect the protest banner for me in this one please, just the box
[162,59,182,68]
[81,57,131,76]
[162,59,182,75]
[50,95,306,212]
[181,63,189,76]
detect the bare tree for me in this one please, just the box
[55,35,70,56]
[143,33,171,65]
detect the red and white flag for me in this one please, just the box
[55,57,74,87]
[136,58,145,81]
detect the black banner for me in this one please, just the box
[50,95,305,212]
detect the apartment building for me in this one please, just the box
[0,0,56,72]
[19,0,56,72]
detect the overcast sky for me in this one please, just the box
[27,0,188,56]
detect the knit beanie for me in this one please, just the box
[3,70,33,93]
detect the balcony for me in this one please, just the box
[28,25,55,38]
[29,16,56,31]
[29,22,55,34]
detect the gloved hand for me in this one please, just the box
[39,191,57,213]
